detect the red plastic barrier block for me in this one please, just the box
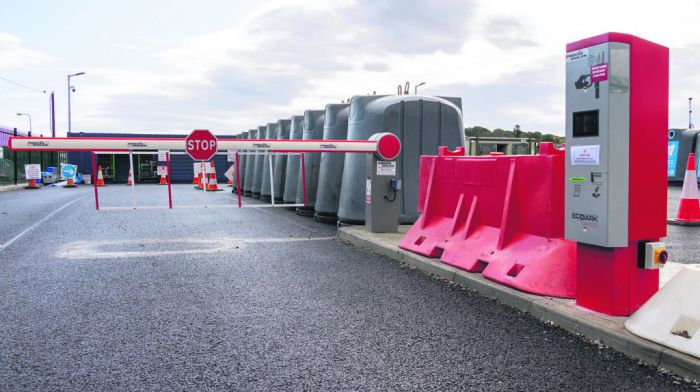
[399,143,577,298]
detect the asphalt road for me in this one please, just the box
[0,184,697,391]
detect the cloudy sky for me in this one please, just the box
[1,0,698,136]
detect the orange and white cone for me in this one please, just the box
[197,163,206,190]
[669,153,700,226]
[97,165,105,187]
[159,168,168,185]
[126,169,134,185]
[206,161,222,191]
[24,179,41,189]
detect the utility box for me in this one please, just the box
[565,33,669,315]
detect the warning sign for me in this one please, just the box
[365,179,372,204]
[24,164,41,180]
[376,161,396,176]
[227,150,235,162]
[158,150,168,162]
[224,165,235,180]
[571,145,600,166]
[591,63,608,82]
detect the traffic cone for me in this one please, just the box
[669,153,700,226]
[206,161,222,191]
[159,170,168,185]
[64,177,78,188]
[126,169,134,185]
[24,179,41,189]
[193,171,200,186]
[97,165,105,187]
[197,163,206,190]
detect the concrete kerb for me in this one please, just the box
[0,184,28,192]
[336,225,700,382]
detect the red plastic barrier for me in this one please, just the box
[399,143,576,298]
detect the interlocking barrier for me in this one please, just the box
[399,142,576,298]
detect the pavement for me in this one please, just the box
[0,184,698,390]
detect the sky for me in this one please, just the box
[1,0,699,136]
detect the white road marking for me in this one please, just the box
[56,236,334,259]
[0,195,89,251]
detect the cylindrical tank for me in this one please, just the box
[243,128,258,196]
[260,122,278,202]
[232,130,249,193]
[338,95,465,224]
[273,119,291,202]
[668,128,699,184]
[296,109,325,216]
[251,125,267,199]
[283,115,305,206]
[314,103,350,223]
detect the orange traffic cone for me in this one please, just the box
[64,177,78,188]
[24,179,41,189]
[97,165,105,187]
[206,161,222,191]
[126,169,134,185]
[159,169,168,185]
[669,153,700,226]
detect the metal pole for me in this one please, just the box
[13,128,17,185]
[268,151,275,206]
[129,151,135,209]
[235,152,242,208]
[92,152,99,210]
[50,92,55,138]
[67,75,71,133]
[166,152,173,209]
[202,162,207,208]
[301,152,307,206]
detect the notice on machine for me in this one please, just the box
[158,150,168,162]
[365,179,372,204]
[571,145,600,165]
[376,161,396,176]
[227,149,235,162]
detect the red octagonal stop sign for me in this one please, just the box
[185,129,218,161]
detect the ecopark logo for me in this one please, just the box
[571,213,598,222]
[127,142,148,148]
[252,143,271,149]
[320,143,337,149]
[27,141,49,147]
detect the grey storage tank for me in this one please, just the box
[251,125,267,199]
[273,119,291,202]
[243,128,258,197]
[314,103,350,223]
[283,115,305,206]
[232,130,249,193]
[668,128,699,184]
[338,95,464,224]
[260,122,278,202]
[296,109,325,216]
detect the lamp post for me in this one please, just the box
[414,82,426,95]
[67,72,85,133]
[16,113,32,136]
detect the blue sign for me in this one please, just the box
[61,164,77,179]
[668,141,679,177]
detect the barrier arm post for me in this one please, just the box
[91,151,99,210]
[301,152,307,206]
[166,152,173,209]
[235,152,242,208]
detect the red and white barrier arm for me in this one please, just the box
[8,133,401,160]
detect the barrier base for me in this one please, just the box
[63,184,78,188]
[667,219,700,226]
[314,213,338,224]
[296,207,314,217]
[24,185,41,189]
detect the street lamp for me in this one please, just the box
[67,71,85,133]
[414,82,426,95]
[16,113,32,136]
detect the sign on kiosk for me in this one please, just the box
[185,130,218,161]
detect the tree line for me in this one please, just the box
[465,126,565,144]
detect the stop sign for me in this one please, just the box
[185,129,218,161]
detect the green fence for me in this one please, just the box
[0,145,67,186]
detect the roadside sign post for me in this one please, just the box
[186,130,218,208]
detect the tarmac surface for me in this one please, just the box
[0,184,697,391]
